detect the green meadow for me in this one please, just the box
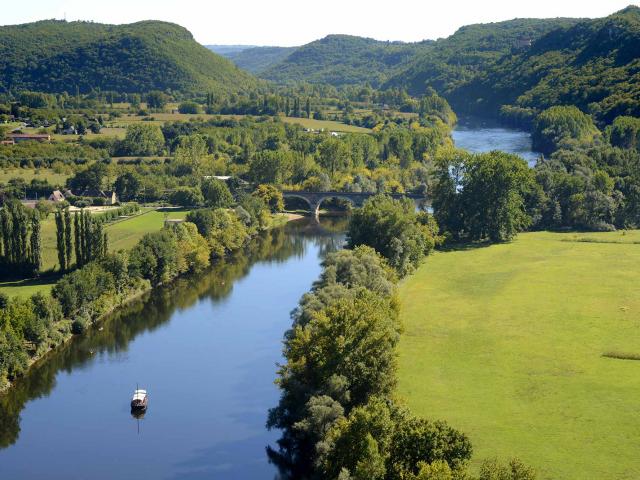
[107,112,371,133]
[0,168,70,185]
[397,230,640,480]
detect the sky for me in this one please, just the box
[2,0,638,46]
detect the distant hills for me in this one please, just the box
[0,20,258,94]
[447,5,640,122]
[206,45,259,56]
[210,6,640,123]
[259,35,434,87]
[209,46,299,75]
[383,17,581,95]
[217,20,578,89]
[3,6,639,124]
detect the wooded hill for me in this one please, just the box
[0,20,258,95]
[447,5,640,124]
[251,19,577,89]
[259,35,434,87]
[209,45,296,74]
[384,17,580,96]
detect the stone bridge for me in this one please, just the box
[282,191,427,217]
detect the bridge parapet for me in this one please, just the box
[282,191,427,217]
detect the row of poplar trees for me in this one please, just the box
[54,208,107,272]
[0,201,41,278]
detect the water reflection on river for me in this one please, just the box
[0,217,347,480]
[452,117,541,166]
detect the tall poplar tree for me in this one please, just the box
[64,208,73,267]
[54,208,66,271]
[30,214,41,274]
[74,211,81,267]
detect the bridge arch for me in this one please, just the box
[283,193,358,217]
[281,190,427,218]
[282,193,317,215]
[314,195,359,217]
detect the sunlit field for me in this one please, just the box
[398,231,640,480]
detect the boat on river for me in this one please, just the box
[130,388,148,412]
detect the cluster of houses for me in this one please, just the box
[48,189,118,205]
[19,189,118,209]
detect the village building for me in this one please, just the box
[8,133,51,143]
[48,190,66,202]
[78,189,118,205]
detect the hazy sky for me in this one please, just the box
[2,0,638,46]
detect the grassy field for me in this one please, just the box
[0,208,189,298]
[279,116,371,133]
[397,230,640,480]
[0,168,70,185]
[105,208,189,251]
[106,112,371,133]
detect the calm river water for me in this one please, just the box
[452,117,541,166]
[0,217,347,480]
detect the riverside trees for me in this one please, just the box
[269,211,477,479]
[432,150,538,242]
[2,206,254,388]
[347,195,439,276]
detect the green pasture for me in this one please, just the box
[397,231,640,479]
[0,168,69,185]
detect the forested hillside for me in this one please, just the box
[385,17,580,96]
[258,19,577,90]
[449,6,640,124]
[214,45,297,74]
[260,35,434,87]
[0,20,258,95]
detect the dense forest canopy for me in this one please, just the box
[211,45,297,74]
[448,6,640,123]
[259,35,434,87]
[0,20,258,95]
[383,17,581,96]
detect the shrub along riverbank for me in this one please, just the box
[0,201,273,391]
[269,195,536,480]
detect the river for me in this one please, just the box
[0,218,347,480]
[452,117,541,166]
[0,121,539,479]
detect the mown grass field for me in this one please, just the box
[0,168,70,185]
[397,230,640,480]
[0,208,189,298]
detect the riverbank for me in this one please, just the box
[397,230,640,479]
[0,217,341,478]
[0,212,300,394]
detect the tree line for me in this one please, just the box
[0,199,270,390]
[269,195,535,479]
[0,201,41,278]
[54,208,107,272]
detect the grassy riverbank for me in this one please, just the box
[397,230,640,480]
[0,212,298,393]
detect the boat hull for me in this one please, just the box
[130,399,148,411]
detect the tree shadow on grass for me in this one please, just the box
[437,240,501,253]
[0,273,62,290]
